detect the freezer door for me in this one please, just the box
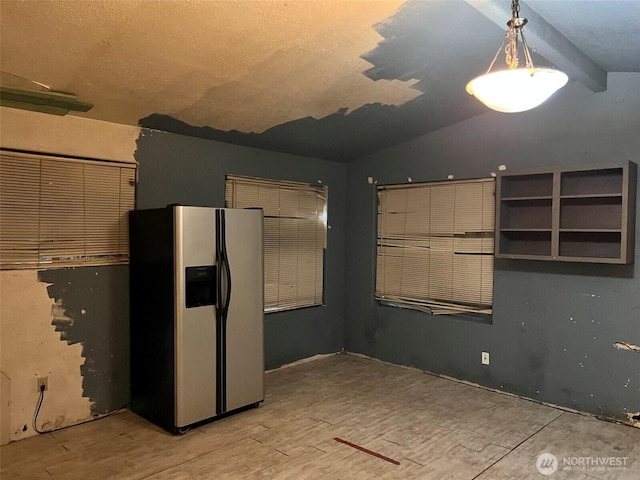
[174,206,217,428]
[222,208,265,411]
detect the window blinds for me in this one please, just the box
[376,178,495,315]
[0,150,136,269]
[225,175,327,312]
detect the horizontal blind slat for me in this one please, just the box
[226,174,326,313]
[376,178,495,313]
[0,150,136,269]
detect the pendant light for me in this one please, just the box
[466,0,568,113]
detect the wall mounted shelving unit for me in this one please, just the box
[495,161,637,264]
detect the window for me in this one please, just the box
[376,178,494,315]
[225,175,327,312]
[0,150,136,269]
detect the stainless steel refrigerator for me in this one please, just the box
[129,206,264,433]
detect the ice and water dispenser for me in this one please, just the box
[185,266,216,308]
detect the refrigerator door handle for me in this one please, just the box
[215,210,223,311]
[215,209,232,415]
[220,211,232,316]
[214,209,226,414]
[221,254,232,315]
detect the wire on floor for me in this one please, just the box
[32,385,125,435]
[32,384,47,434]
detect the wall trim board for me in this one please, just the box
[0,107,139,163]
[265,352,341,373]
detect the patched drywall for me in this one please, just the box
[0,270,91,442]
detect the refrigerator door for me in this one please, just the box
[174,206,217,427]
[221,208,265,412]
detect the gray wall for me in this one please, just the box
[344,73,640,422]
[38,266,130,414]
[134,129,347,369]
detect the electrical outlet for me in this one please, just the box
[481,352,490,365]
[37,376,48,392]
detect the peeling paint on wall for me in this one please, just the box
[0,270,91,442]
[1,108,139,442]
[38,267,130,416]
[614,341,640,352]
[627,412,640,428]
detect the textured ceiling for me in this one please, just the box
[1,0,639,161]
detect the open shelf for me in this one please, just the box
[495,161,636,264]
[500,198,552,230]
[499,231,552,256]
[559,231,622,260]
[561,168,623,196]
[559,196,622,230]
[501,173,553,198]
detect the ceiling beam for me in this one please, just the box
[466,0,607,92]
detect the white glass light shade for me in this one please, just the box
[466,68,568,113]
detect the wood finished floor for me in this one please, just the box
[2,353,639,479]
